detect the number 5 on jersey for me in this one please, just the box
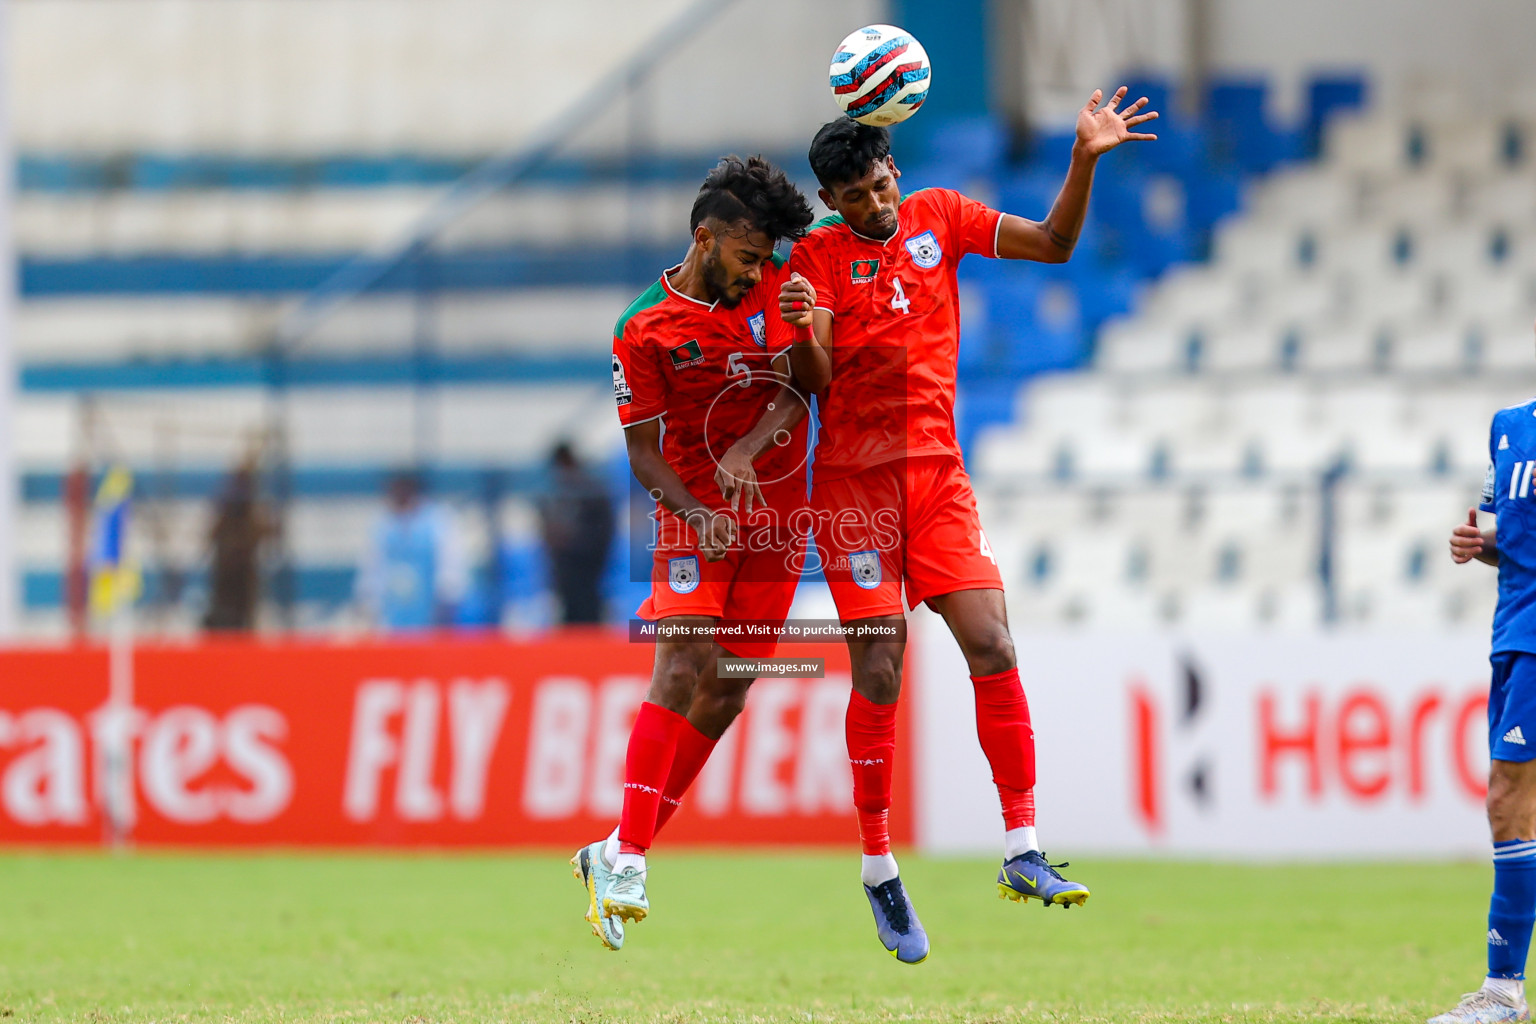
[727,350,752,384]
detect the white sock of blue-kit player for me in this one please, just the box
[1483,977,1525,1005]
[861,852,899,886]
[1004,826,1040,859]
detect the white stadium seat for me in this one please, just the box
[1094,320,1189,373]
[1200,324,1281,373]
[1389,322,1474,373]
[1325,113,1415,173]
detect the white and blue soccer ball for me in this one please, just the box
[828,25,931,128]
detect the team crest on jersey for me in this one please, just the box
[747,311,767,348]
[611,353,633,406]
[669,556,700,594]
[669,339,705,369]
[850,258,880,283]
[905,230,942,269]
[849,549,882,589]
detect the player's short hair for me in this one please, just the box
[690,155,814,242]
[808,118,891,190]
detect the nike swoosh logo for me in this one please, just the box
[1011,870,1039,888]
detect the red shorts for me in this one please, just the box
[636,482,808,657]
[812,454,1002,622]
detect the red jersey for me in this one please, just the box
[788,187,1001,479]
[612,256,808,505]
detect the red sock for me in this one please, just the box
[971,668,1036,830]
[845,690,897,856]
[999,786,1035,829]
[654,720,717,835]
[617,701,687,854]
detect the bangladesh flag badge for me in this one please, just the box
[849,258,880,283]
[668,339,705,369]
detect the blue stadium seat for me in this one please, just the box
[1305,74,1368,155]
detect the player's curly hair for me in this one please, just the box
[690,155,814,242]
[808,118,891,190]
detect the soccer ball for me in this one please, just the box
[828,25,931,127]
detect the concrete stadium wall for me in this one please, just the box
[1211,0,1536,118]
[10,0,885,155]
[1016,0,1536,127]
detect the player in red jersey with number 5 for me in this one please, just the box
[571,156,817,952]
[780,88,1157,963]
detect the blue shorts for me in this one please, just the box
[1490,652,1536,763]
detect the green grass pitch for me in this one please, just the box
[0,850,1489,1022]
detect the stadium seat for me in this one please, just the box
[1095,320,1189,373]
[1326,112,1416,173]
[1251,165,1362,224]
[1291,324,1379,373]
[1200,323,1282,373]
[1389,322,1474,374]
[437,385,611,462]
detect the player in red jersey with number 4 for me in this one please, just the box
[780,88,1157,963]
[571,156,817,952]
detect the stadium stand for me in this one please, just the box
[974,89,1536,629]
[22,0,1463,638]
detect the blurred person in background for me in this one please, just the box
[202,457,273,632]
[355,471,467,632]
[539,441,615,625]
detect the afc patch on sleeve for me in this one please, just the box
[612,353,633,406]
[1485,463,1497,505]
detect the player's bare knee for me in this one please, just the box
[851,644,903,704]
[691,674,750,735]
[648,641,713,711]
[961,624,1016,677]
[1488,762,1536,840]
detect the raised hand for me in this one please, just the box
[1076,86,1159,157]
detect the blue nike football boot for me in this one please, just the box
[863,876,929,964]
[997,850,1090,908]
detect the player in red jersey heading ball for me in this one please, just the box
[572,156,817,951]
[779,86,1158,963]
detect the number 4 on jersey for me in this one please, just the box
[890,277,912,314]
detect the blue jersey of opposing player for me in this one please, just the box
[1482,400,1536,655]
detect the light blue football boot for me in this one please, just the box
[603,864,650,924]
[1428,989,1530,1024]
[863,876,928,964]
[570,841,624,950]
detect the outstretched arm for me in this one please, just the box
[996,86,1158,264]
